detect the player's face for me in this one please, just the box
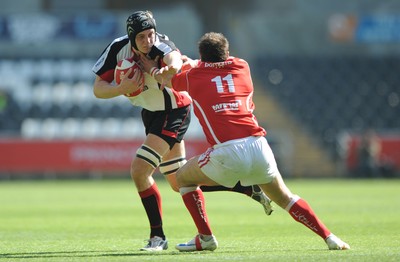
[135,29,155,54]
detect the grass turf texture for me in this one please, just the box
[0,178,399,261]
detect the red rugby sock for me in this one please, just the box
[288,198,331,239]
[182,189,212,235]
[139,183,164,239]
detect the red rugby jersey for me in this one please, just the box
[172,57,266,146]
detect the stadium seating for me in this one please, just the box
[254,55,400,159]
[1,57,398,160]
[0,58,206,140]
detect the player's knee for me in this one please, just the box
[168,182,179,192]
[163,172,180,192]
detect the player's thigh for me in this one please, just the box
[143,133,171,156]
[164,173,179,192]
[163,140,185,162]
[176,156,219,187]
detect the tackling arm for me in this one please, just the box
[139,51,182,88]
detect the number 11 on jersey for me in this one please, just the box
[211,74,235,93]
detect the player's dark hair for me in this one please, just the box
[198,32,229,62]
[126,10,156,50]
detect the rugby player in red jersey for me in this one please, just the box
[146,32,350,252]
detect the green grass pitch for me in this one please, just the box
[0,178,399,261]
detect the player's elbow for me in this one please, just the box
[93,87,102,98]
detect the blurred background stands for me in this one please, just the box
[0,0,399,177]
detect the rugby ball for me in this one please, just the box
[114,57,144,97]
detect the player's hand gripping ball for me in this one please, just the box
[114,57,144,97]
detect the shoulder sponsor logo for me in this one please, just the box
[93,56,105,71]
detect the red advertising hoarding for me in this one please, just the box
[344,135,400,171]
[0,139,208,173]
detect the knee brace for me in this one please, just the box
[136,145,162,168]
[159,157,187,175]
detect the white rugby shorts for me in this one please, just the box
[198,136,279,187]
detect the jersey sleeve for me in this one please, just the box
[181,59,199,72]
[171,71,189,92]
[92,36,131,83]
